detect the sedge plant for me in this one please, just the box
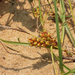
[0,0,75,75]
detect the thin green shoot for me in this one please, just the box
[50,46,58,75]
[53,0,63,74]
[68,0,75,24]
[63,68,75,75]
[53,53,70,71]
[60,0,66,44]
[0,38,30,46]
[38,0,44,26]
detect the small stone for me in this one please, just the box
[23,11,25,13]
[3,57,5,59]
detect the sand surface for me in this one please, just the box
[0,0,75,75]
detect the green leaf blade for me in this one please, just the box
[0,38,30,46]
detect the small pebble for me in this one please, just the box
[3,57,5,59]
[23,11,25,13]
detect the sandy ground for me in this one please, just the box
[0,0,75,75]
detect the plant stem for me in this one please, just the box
[68,0,75,24]
[60,0,66,44]
[50,46,58,75]
[53,0,63,74]
[38,0,44,26]
[53,53,70,71]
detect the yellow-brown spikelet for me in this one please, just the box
[33,7,40,18]
[46,37,51,41]
[52,39,58,45]
[43,30,47,34]
[30,43,34,46]
[32,37,37,42]
[52,42,56,47]
[44,34,48,38]
[36,38,40,42]
[55,42,58,45]
[47,32,51,38]
[40,40,45,44]
[40,31,52,38]
[39,32,45,37]
[41,44,46,47]
[29,38,32,40]
[50,38,55,42]
[52,39,56,42]
[45,41,50,45]
[28,38,33,43]
[28,30,58,48]
[33,42,37,46]
[42,37,47,41]
[37,43,41,47]
[43,31,48,37]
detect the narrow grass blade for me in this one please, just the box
[68,0,75,24]
[50,46,58,75]
[0,38,30,46]
[63,68,75,75]
[53,53,70,71]
[65,24,75,46]
[59,0,75,45]
[17,37,20,42]
[61,24,65,44]
[38,0,44,26]
[60,0,66,44]
[60,0,65,22]
[53,0,63,74]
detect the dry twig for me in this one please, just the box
[62,56,75,61]
[0,25,30,34]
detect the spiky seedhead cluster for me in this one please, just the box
[28,31,58,47]
[33,7,40,18]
